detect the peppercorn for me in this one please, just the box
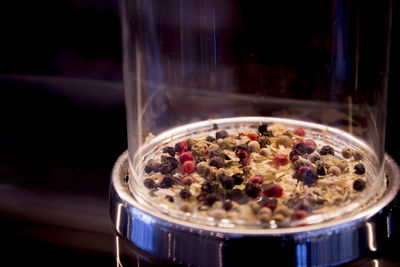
[201,181,220,193]
[181,175,195,185]
[293,128,305,137]
[235,143,249,153]
[162,146,176,157]
[206,136,216,142]
[353,150,364,161]
[221,176,235,190]
[143,178,156,189]
[160,157,179,174]
[179,188,192,199]
[293,141,306,154]
[353,178,366,191]
[263,184,283,198]
[258,124,268,135]
[245,182,262,198]
[258,124,272,136]
[319,145,334,156]
[209,144,225,158]
[289,150,300,162]
[196,161,208,176]
[293,159,308,170]
[257,136,271,148]
[204,193,219,206]
[159,176,174,188]
[310,154,320,163]
[174,141,189,154]
[191,141,209,157]
[182,160,196,173]
[209,156,225,169]
[341,147,353,159]
[354,163,365,175]
[298,166,318,186]
[144,159,160,173]
[165,195,174,202]
[316,164,326,176]
[277,135,293,148]
[216,168,229,182]
[328,165,341,176]
[223,200,233,211]
[232,173,244,185]
[248,140,261,153]
[304,140,317,154]
[216,130,229,140]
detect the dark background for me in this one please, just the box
[0,0,398,266]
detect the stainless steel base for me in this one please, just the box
[110,151,400,267]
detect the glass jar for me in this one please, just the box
[121,0,392,228]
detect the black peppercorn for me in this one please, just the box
[160,157,179,174]
[354,163,365,175]
[209,156,225,169]
[144,159,160,173]
[319,145,335,156]
[204,193,219,206]
[258,124,272,136]
[143,178,156,189]
[201,181,220,193]
[232,173,244,185]
[162,146,176,157]
[159,176,174,188]
[257,136,271,148]
[179,188,192,199]
[316,164,326,176]
[244,182,261,198]
[206,136,216,142]
[216,130,229,140]
[223,201,233,211]
[235,144,249,153]
[353,179,366,191]
[310,154,320,163]
[221,176,235,190]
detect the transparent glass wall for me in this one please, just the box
[121,0,392,227]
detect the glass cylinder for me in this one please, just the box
[121,0,392,227]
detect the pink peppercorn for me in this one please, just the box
[273,154,289,167]
[175,141,188,155]
[182,161,195,173]
[291,209,308,220]
[263,184,283,198]
[250,175,263,184]
[293,128,305,136]
[304,139,317,153]
[240,157,251,166]
[179,152,193,164]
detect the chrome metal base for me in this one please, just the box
[110,151,400,266]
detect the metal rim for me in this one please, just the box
[111,150,399,236]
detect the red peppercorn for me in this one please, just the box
[273,154,289,167]
[250,175,263,184]
[263,184,283,198]
[262,198,278,211]
[175,141,189,155]
[240,157,251,166]
[243,133,258,140]
[304,139,317,153]
[179,152,193,164]
[236,149,250,159]
[182,161,195,173]
[293,128,305,136]
[291,209,308,220]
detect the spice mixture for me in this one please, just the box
[141,122,369,226]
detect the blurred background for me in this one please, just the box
[0,0,398,266]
